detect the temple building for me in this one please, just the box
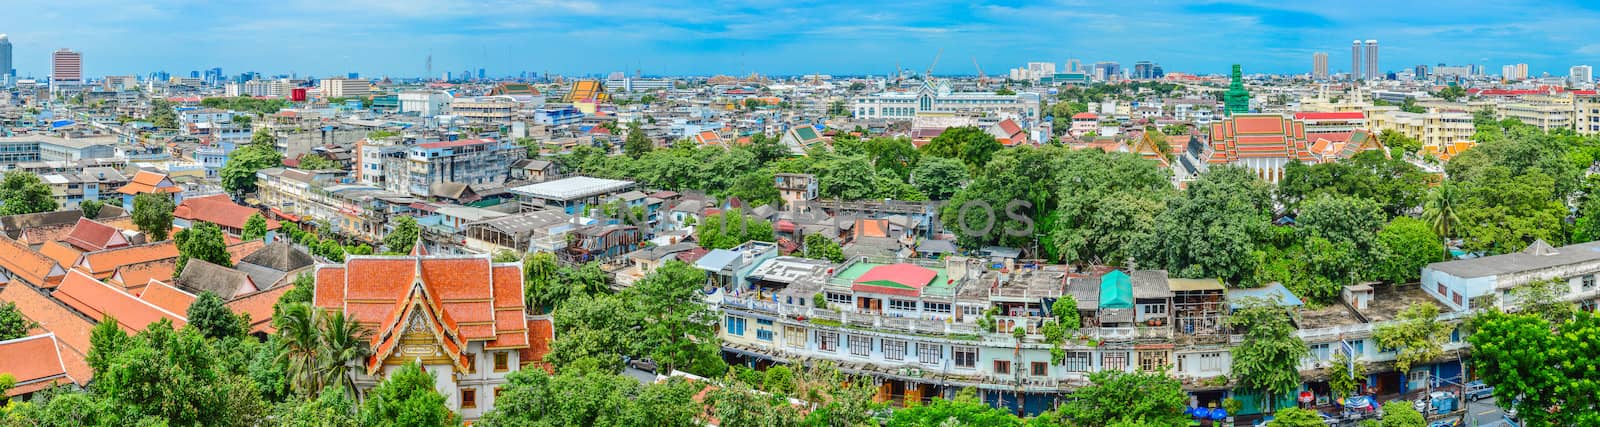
[1208,113,1386,183]
[1223,65,1251,116]
[312,254,553,420]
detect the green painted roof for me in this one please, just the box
[795,127,820,141]
[1099,270,1133,309]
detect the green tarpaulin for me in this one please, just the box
[1099,270,1133,309]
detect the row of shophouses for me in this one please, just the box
[687,239,1599,416]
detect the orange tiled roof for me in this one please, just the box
[0,334,72,396]
[63,218,130,252]
[116,171,181,195]
[111,259,178,292]
[52,270,187,332]
[226,284,293,334]
[0,282,97,385]
[36,241,83,275]
[518,317,554,373]
[0,235,66,288]
[226,239,267,265]
[77,241,179,278]
[138,279,197,316]
[173,194,280,232]
[314,256,529,374]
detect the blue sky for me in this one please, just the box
[4,0,1600,79]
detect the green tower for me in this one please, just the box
[1223,64,1251,116]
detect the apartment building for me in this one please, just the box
[401,139,520,198]
[852,80,1041,120]
[1496,94,1577,133]
[320,78,370,99]
[1368,110,1476,160]
[450,98,516,125]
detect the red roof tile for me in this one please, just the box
[173,194,279,232]
[77,241,179,278]
[38,241,84,270]
[53,270,187,332]
[63,218,130,252]
[0,334,72,396]
[1293,111,1365,120]
[0,235,66,288]
[138,279,197,316]
[226,284,293,334]
[116,171,181,195]
[0,285,94,385]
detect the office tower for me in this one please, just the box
[1414,65,1429,81]
[1364,40,1379,80]
[1351,40,1361,81]
[0,34,11,80]
[1503,64,1529,80]
[51,48,82,83]
[1571,65,1593,84]
[1312,52,1329,80]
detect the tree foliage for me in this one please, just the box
[132,192,176,241]
[79,198,104,219]
[221,132,284,195]
[383,215,420,254]
[911,156,967,201]
[802,233,844,262]
[1373,303,1448,373]
[1266,407,1325,427]
[175,221,232,275]
[1470,310,1600,426]
[242,213,270,241]
[1229,297,1309,410]
[186,291,246,339]
[1138,166,1272,283]
[1371,217,1443,284]
[1057,370,1190,427]
[358,362,456,427]
[695,208,775,250]
[0,171,58,215]
[0,301,37,342]
[889,387,1027,426]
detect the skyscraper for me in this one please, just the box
[1312,52,1329,80]
[0,34,12,80]
[51,48,82,83]
[1364,40,1379,80]
[1571,65,1593,85]
[1351,40,1362,81]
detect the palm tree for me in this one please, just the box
[274,302,321,396]
[317,310,373,399]
[1423,183,1462,259]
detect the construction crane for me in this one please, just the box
[972,56,989,88]
[925,48,944,79]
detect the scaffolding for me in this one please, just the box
[1170,278,1229,344]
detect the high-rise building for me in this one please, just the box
[1571,65,1593,85]
[0,34,12,81]
[1414,65,1429,81]
[1502,64,1529,80]
[51,48,82,83]
[1312,52,1329,80]
[1093,62,1120,81]
[1364,40,1379,80]
[1351,40,1362,81]
[1133,61,1154,79]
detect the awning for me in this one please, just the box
[1099,270,1133,309]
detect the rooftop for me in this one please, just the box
[1425,239,1600,279]
[509,176,635,202]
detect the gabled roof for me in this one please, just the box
[226,284,294,334]
[0,333,72,396]
[52,270,187,332]
[175,259,258,299]
[137,279,197,316]
[0,235,66,288]
[37,240,84,269]
[173,194,278,232]
[63,218,129,252]
[76,241,179,279]
[116,171,181,195]
[238,240,315,272]
[0,285,94,386]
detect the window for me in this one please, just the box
[953,346,977,368]
[785,326,806,349]
[1437,283,1448,296]
[1063,351,1092,372]
[1452,292,1463,305]
[1031,361,1048,376]
[757,318,774,326]
[1139,351,1169,372]
[1586,275,1596,290]
[993,360,1011,375]
[726,316,746,336]
[882,339,907,361]
[817,331,839,352]
[962,306,983,317]
[923,302,952,314]
[757,328,774,341]
[494,387,503,400]
[1142,304,1167,315]
[465,353,476,373]
[1346,340,1366,357]
[494,352,509,372]
[919,343,944,365]
[1408,370,1429,385]
[889,299,918,311]
[849,335,872,357]
[826,292,851,305]
[460,388,477,409]
[1102,352,1129,371]
[1309,343,1331,361]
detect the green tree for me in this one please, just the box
[802,233,844,262]
[1372,217,1443,284]
[274,303,321,397]
[0,301,37,341]
[1373,303,1448,373]
[910,156,967,200]
[812,154,878,200]
[358,362,456,427]
[1421,183,1461,255]
[241,213,270,241]
[523,251,560,314]
[1138,166,1273,283]
[695,208,775,250]
[1506,278,1577,324]
[1058,370,1190,427]
[889,387,1026,426]
[0,171,58,215]
[1327,352,1367,400]
[1050,149,1172,265]
[1229,297,1308,412]
[726,169,780,208]
[1379,400,1426,427]
[132,192,176,241]
[383,215,421,254]
[79,199,104,218]
[86,315,130,376]
[1266,407,1325,427]
[186,291,245,339]
[479,368,647,427]
[316,310,372,399]
[221,133,284,195]
[296,153,338,170]
[93,320,267,425]
[272,388,360,427]
[1470,310,1600,426]
[624,120,652,159]
[175,221,232,274]
[634,261,726,376]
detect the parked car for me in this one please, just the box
[1427,419,1462,427]
[1463,380,1494,401]
[627,356,658,372]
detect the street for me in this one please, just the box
[1462,396,1512,426]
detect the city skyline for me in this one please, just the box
[3,0,1600,78]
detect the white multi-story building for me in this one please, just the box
[1571,65,1593,85]
[851,80,1040,120]
[242,79,289,98]
[399,90,452,117]
[320,77,370,98]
